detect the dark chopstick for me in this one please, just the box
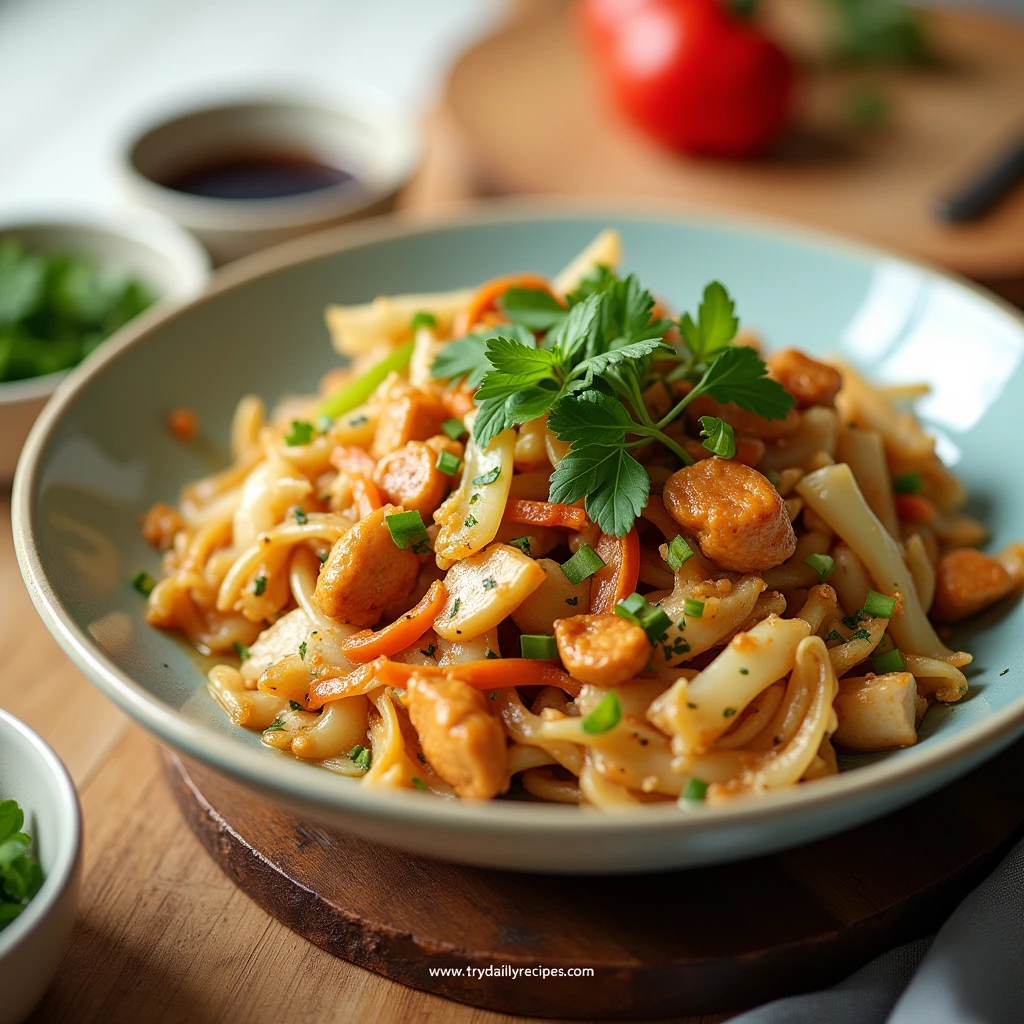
[935,134,1024,224]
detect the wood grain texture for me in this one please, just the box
[443,0,1024,283]
[164,746,1024,1020]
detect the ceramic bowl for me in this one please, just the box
[119,91,420,265]
[0,710,81,1024]
[12,206,1024,874]
[0,213,210,483]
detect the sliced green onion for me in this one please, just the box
[385,510,429,551]
[683,598,705,619]
[316,338,415,420]
[283,420,315,447]
[411,777,428,792]
[349,744,372,770]
[508,536,531,556]
[233,642,250,662]
[471,466,501,486]
[410,311,437,330]
[441,418,466,440]
[804,553,836,582]
[581,691,621,734]
[871,648,907,674]
[521,634,558,660]
[681,778,709,803]
[863,590,897,618]
[561,544,605,585]
[436,449,462,475]
[892,471,924,495]
[666,536,694,572]
[615,592,672,642]
[131,570,156,596]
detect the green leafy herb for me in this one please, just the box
[317,338,414,419]
[828,0,928,66]
[678,282,739,362]
[698,416,736,459]
[283,420,315,447]
[464,515,478,528]
[508,536,531,556]
[723,707,737,718]
[498,287,567,330]
[289,700,304,711]
[436,449,461,475]
[253,574,268,597]
[871,647,907,674]
[298,641,307,661]
[683,599,705,619]
[131,570,155,596]
[561,544,605,585]
[385,509,429,551]
[863,590,897,618]
[411,777,428,792]
[410,311,437,330]
[450,597,461,618]
[420,643,437,658]
[233,642,250,662]
[680,778,709,803]
[849,628,873,642]
[565,596,579,606]
[581,691,622,734]
[520,634,558,660]
[471,466,501,486]
[265,717,285,733]
[0,799,43,931]
[825,629,844,643]
[441,417,466,440]
[482,577,497,590]
[615,592,672,644]
[666,536,695,572]
[485,649,499,660]
[294,506,308,525]
[804,553,837,582]
[349,744,372,770]
[892,471,924,495]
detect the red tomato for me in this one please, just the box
[581,0,795,158]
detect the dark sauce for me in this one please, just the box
[163,152,354,200]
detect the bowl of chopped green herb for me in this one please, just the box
[0,709,81,1023]
[0,213,210,481]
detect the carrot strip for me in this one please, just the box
[895,494,935,524]
[453,273,555,337]
[351,474,382,519]
[377,658,580,697]
[330,445,376,476]
[590,529,641,614]
[504,499,588,532]
[339,582,448,663]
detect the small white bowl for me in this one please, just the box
[0,710,81,1024]
[119,91,420,265]
[0,212,210,483]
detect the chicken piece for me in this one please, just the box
[314,505,419,627]
[553,614,650,687]
[833,672,918,750]
[370,382,448,459]
[406,673,507,799]
[766,349,842,409]
[372,441,450,519]
[685,394,800,440]
[932,548,1019,623]
[663,458,796,573]
[141,502,183,550]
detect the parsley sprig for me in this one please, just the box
[431,269,793,536]
[0,800,43,931]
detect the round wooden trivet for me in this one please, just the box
[442,1,1024,289]
[165,741,1024,1020]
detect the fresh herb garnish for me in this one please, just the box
[581,690,622,734]
[698,416,736,459]
[471,466,501,486]
[666,536,695,572]
[615,592,672,644]
[420,643,437,658]
[683,599,705,619]
[131,570,156,596]
[283,420,315,447]
[411,777,428,792]
[464,514,478,529]
[349,744,372,770]
[508,536,531,556]
[436,449,462,475]
[804,553,836,582]
[482,577,497,590]
[0,799,43,931]
[385,509,429,551]
[289,700,304,711]
[680,778,709,803]
[449,598,461,618]
[410,311,437,330]
[253,574,268,597]
[863,590,897,619]
[298,641,307,661]
[723,707,737,718]
[265,717,285,732]
[440,417,467,441]
[849,628,873,642]
[893,471,924,495]
[294,506,308,525]
[521,634,558,660]
[233,642,250,662]
[561,544,605,585]
[872,648,907,674]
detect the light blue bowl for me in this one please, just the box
[12,206,1024,873]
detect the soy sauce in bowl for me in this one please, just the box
[163,152,354,200]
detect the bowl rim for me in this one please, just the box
[118,87,422,233]
[0,709,81,960]
[0,209,211,406]
[12,198,1024,841]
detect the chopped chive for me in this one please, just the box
[283,420,315,447]
[253,574,267,597]
[316,338,414,420]
[614,592,672,643]
[666,536,694,572]
[581,691,621,734]
[872,648,906,674]
[233,642,250,662]
[561,544,605,585]
[804,553,836,582]
[683,598,705,619]
[294,506,308,525]
[131,570,156,596]
[521,634,558,660]
[411,777,428,792]
[441,418,466,440]
[482,577,497,590]
[471,466,501,486]
[508,536,531,556]
[681,778,709,803]
[410,311,437,330]
[892,471,924,495]
[298,641,307,661]
[863,590,897,619]
[265,717,285,733]
[436,449,462,475]
[289,700,304,711]
[385,509,429,551]
[349,744,372,770]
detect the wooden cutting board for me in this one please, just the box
[167,738,1024,1020]
[440,0,1024,290]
